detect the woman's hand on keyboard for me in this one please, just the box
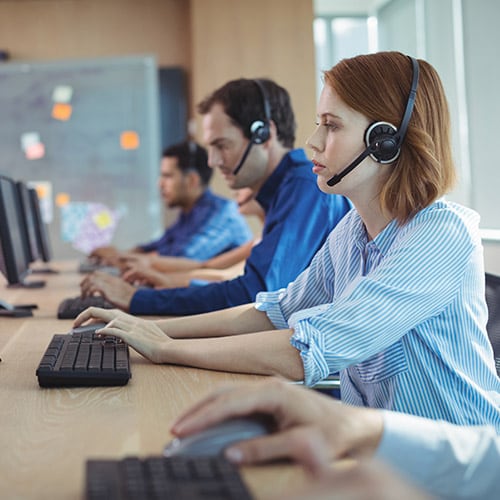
[74,306,171,363]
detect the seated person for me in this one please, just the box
[121,188,264,288]
[79,78,351,315]
[171,378,499,500]
[90,140,252,265]
[75,53,500,430]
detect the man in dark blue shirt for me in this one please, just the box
[90,141,252,263]
[80,79,351,315]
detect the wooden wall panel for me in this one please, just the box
[189,0,316,149]
[0,0,190,66]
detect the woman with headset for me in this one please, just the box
[75,51,500,429]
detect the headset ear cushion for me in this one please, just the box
[250,120,270,144]
[365,121,400,164]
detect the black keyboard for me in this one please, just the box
[86,455,253,500]
[79,260,121,276]
[57,295,115,319]
[36,325,131,387]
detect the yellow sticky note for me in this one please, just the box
[93,210,113,229]
[55,192,70,207]
[52,103,73,121]
[120,131,140,150]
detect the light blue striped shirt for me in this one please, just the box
[256,200,500,429]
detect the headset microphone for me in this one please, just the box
[232,138,254,176]
[326,56,420,187]
[326,144,377,186]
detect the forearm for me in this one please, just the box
[203,240,254,269]
[156,303,275,339]
[152,271,193,288]
[153,269,240,288]
[151,255,202,272]
[187,263,245,282]
[162,329,304,380]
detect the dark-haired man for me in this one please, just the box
[90,140,252,264]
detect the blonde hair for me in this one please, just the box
[324,51,456,224]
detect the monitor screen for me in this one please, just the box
[16,181,40,263]
[0,175,31,285]
[28,187,52,263]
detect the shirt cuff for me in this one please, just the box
[290,318,330,386]
[376,410,441,476]
[255,289,289,329]
[375,410,489,497]
[189,279,209,287]
[129,288,155,315]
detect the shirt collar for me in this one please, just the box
[179,188,213,219]
[352,212,400,256]
[255,149,308,212]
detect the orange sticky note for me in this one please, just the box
[55,192,70,207]
[120,131,140,150]
[52,103,73,121]
[35,184,48,199]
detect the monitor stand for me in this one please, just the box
[7,278,46,289]
[30,262,59,274]
[30,267,59,275]
[0,299,36,317]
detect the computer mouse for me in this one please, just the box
[163,415,274,458]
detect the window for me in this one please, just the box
[313,15,377,98]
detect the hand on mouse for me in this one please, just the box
[170,378,383,476]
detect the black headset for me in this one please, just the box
[366,56,419,163]
[232,79,272,175]
[187,140,197,168]
[249,79,271,144]
[327,56,420,186]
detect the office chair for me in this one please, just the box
[485,272,500,376]
[313,272,500,396]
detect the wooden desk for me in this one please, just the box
[0,262,308,499]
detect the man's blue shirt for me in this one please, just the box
[138,189,252,260]
[130,149,351,315]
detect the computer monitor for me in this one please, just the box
[28,187,53,265]
[16,181,40,263]
[0,175,45,288]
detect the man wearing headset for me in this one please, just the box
[80,78,351,315]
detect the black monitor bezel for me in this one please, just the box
[28,187,52,263]
[16,181,40,263]
[0,175,31,286]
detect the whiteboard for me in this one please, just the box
[0,55,162,259]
